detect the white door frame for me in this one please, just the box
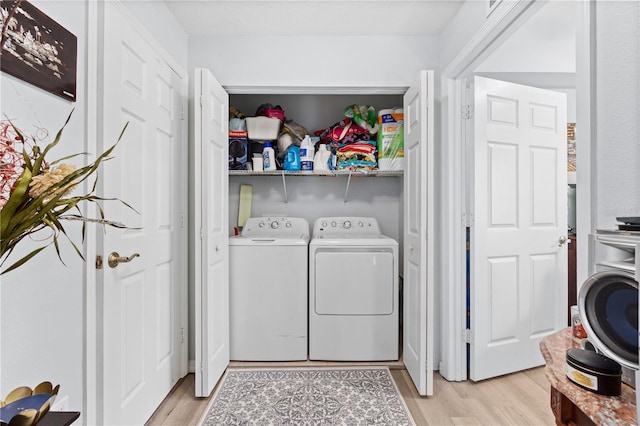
[439,0,594,381]
[85,2,99,423]
[84,1,189,423]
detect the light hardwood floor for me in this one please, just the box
[146,365,555,425]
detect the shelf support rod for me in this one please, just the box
[281,171,288,204]
[344,171,352,203]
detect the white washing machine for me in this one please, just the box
[309,217,399,361]
[229,216,309,361]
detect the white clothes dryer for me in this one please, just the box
[229,217,309,361]
[309,217,399,361]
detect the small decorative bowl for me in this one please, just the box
[0,382,59,426]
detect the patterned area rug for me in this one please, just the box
[198,367,416,425]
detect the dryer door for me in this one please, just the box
[315,248,395,315]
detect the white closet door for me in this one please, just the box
[194,68,230,397]
[471,76,567,381]
[100,2,186,424]
[403,70,435,396]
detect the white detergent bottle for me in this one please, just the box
[313,144,331,172]
[262,141,277,171]
[300,135,315,171]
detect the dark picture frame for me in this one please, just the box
[1,0,77,102]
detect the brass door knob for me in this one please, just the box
[108,252,140,268]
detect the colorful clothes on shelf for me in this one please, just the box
[336,140,378,171]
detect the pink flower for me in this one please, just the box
[0,121,24,210]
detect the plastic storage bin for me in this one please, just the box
[246,116,281,141]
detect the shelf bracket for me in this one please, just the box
[344,171,352,203]
[281,171,288,204]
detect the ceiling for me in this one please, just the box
[163,0,466,37]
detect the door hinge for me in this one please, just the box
[180,213,185,228]
[96,255,103,270]
[180,327,185,343]
[462,104,473,120]
[463,328,473,344]
[199,95,204,107]
[180,103,185,120]
[463,213,474,227]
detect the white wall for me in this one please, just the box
[228,177,403,241]
[189,35,439,88]
[121,0,189,67]
[438,0,487,69]
[1,0,87,416]
[475,0,576,73]
[595,0,640,229]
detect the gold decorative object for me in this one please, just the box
[0,382,59,426]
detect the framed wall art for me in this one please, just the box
[1,0,77,101]
[567,122,576,172]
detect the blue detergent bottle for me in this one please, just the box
[284,145,301,171]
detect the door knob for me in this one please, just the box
[558,236,567,247]
[108,252,140,268]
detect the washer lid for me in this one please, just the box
[229,236,309,246]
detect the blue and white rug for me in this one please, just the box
[198,367,416,426]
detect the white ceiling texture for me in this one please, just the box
[162,0,466,37]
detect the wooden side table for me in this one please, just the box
[540,328,637,425]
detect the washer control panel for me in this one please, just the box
[313,217,381,237]
[242,217,310,238]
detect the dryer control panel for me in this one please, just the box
[313,217,381,237]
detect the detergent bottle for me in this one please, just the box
[262,142,277,171]
[284,145,301,171]
[300,135,315,171]
[313,144,331,172]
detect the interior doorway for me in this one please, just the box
[439,0,589,382]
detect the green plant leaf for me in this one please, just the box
[1,113,134,273]
[0,168,32,234]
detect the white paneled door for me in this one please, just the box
[100,2,187,424]
[470,76,567,381]
[403,70,435,396]
[194,68,230,397]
